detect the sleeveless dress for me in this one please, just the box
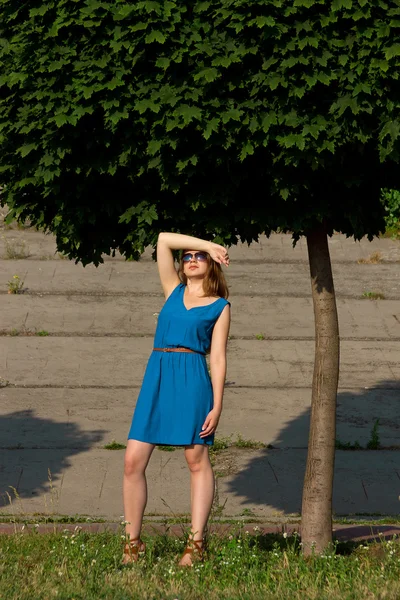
[128,282,230,446]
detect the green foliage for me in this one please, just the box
[382,189,400,230]
[335,438,361,451]
[1,529,400,599]
[336,419,381,450]
[361,291,385,299]
[366,419,380,449]
[0,0,400,264]
[103,440,126,450]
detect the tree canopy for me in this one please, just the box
[0,0,399,264]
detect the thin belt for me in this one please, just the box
[153,347,204,355]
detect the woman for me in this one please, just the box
[122,231,231,567]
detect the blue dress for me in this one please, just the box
[128,283,230,446]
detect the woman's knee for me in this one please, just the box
[185,446,210,473]
[124,441,153,476]
[124,452,145,477]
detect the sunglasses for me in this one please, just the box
[182,252,209,262]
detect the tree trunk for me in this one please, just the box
[301,225,340,555]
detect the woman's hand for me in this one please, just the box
[199,408,222,438]
[208,243,230,267]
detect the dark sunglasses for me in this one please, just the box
[182,252,208,262]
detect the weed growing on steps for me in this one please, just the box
[361,290,385,300]
[336,419,381,451]
[7,274,25,294]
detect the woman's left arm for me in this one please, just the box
[200,304,231,439]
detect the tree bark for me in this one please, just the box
[301,225,340,555]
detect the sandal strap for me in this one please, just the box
[123,538,145,555]
[182,539,204,558]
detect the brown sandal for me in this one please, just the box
[178,538,205,567]
[121,537,146,565]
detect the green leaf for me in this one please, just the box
[147,139,162,155]
[113,5,135,20]
[332,0,353,10]
[156,57,170,69]
[176,104,202,124]
[203,117,219,139]
[193,68,219,83]
[240,142,254,161]
[148,156,161,169]
[29,5,50,17]
[212,56,233,68]
[251,16,276,28]
[221,108,242,123]
[17,143,38,157]
[54,114,69,127]
[195,2,211,12]
[384,44,400,60]
[145,31,166,44]
[261,112,277,133]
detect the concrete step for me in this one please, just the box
[1,447,398,518]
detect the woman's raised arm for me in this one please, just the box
[156,232,229,298]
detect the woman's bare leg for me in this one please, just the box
[123,439,155,541]
[179,444,214,565]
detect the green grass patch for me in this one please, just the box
[103,441,127,450]
[335,439,362,450]
[0,528,399,599]
[211,434,266,454]
[362,291,385,300]
[336,419,381,451]
[157,445,177,452]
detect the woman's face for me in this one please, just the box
[182,250,209,278]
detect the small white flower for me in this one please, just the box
[283,532,288,539]
[91,559,96,565]
[253,526,260,532]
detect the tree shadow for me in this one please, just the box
[225,381,400,528]
[0,409,105,508]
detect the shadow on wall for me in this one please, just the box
[0,409,105,508]
[225,382,400,516]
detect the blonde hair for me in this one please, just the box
[178,251,229,299]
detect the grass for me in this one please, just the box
[104,441,127,450]
[382,225,400,240]
[210,434,267,455]
[336,419,381,451]
[0,527,399,599]
[362,291,385,300]
[2,236,30,259]
[366,419,380,450]
[0,328,49,337]
[7,274,25,294]
[335,439,362,451]
[357,251,383,264]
